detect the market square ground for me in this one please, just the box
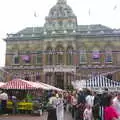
[0,112,72,120]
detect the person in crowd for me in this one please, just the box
[85,89,94,108]
[66,91,72,112]
[0,90,8,114]
[71,91,77,120]
[56,93,64,120]
[47,91,57,120]
[63,92,67,111]
[92,92,102,120]
[113,92,120,116]
[100,89,109,120]
[104,94,119,120]
[11,95,17,114]
[77,89,86,120]
[83,104,92,120]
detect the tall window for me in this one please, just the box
[55,46,64,65]
[92,48,100,63]
[36,51,42,64]
[46,47,53,65]
[105,48,112,63]
[36,72,41,81]
[13,54,19,64]
[67,47,73,65]
[79,49,87,64]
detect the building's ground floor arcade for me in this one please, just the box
[4,65,120,89]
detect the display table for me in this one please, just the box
[7,101,33,113]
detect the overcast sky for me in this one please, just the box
[0,0,120,66]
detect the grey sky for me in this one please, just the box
[0,0,120,66]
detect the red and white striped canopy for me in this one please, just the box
[0,79,63,91]
[0,79,36,90]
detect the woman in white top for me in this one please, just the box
[56,93,64,120]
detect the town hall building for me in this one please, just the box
[4,0,120,89]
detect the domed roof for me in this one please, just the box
[44,0,77,32]
[48,0,75,18]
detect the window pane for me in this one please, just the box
[48,55,53,65]
[105,49,112,63]
[79,49,87,63]
[37,55,42,64]
[14,56,19,64]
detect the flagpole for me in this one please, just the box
[32,11,38,33]
[88,8,91,32]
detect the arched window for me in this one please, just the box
[55,46,64,65]
[79,49,87,64]
[105,48,112,63]
[92,48,100,63]
[67,47,73,65]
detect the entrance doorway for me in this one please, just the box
[55,72,64,89]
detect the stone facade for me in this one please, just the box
[4,0,120,89]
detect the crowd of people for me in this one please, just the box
[0,88,120,120]
[47,88,120,120]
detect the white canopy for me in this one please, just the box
[0,82,5,87]
[72,75,120,91]
[86,75,120,88]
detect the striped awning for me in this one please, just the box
[86,75,120,88]
[0,79,37,90]
[0,79,63,91]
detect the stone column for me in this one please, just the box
[64,52,66,65]
[53,53,55,65]
[42,72,46,83]
[64,72,66,89]
[42,52,46,65]
[51,67,55,86]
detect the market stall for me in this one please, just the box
[0,79,48,114]
[0,79,63,114]
[0,79,46,90]
[72,75,120,92]
[86,75,120,91]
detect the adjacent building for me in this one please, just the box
[4,0,120,89]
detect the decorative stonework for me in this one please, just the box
[4,0,120,89]
[44,0,77,32]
